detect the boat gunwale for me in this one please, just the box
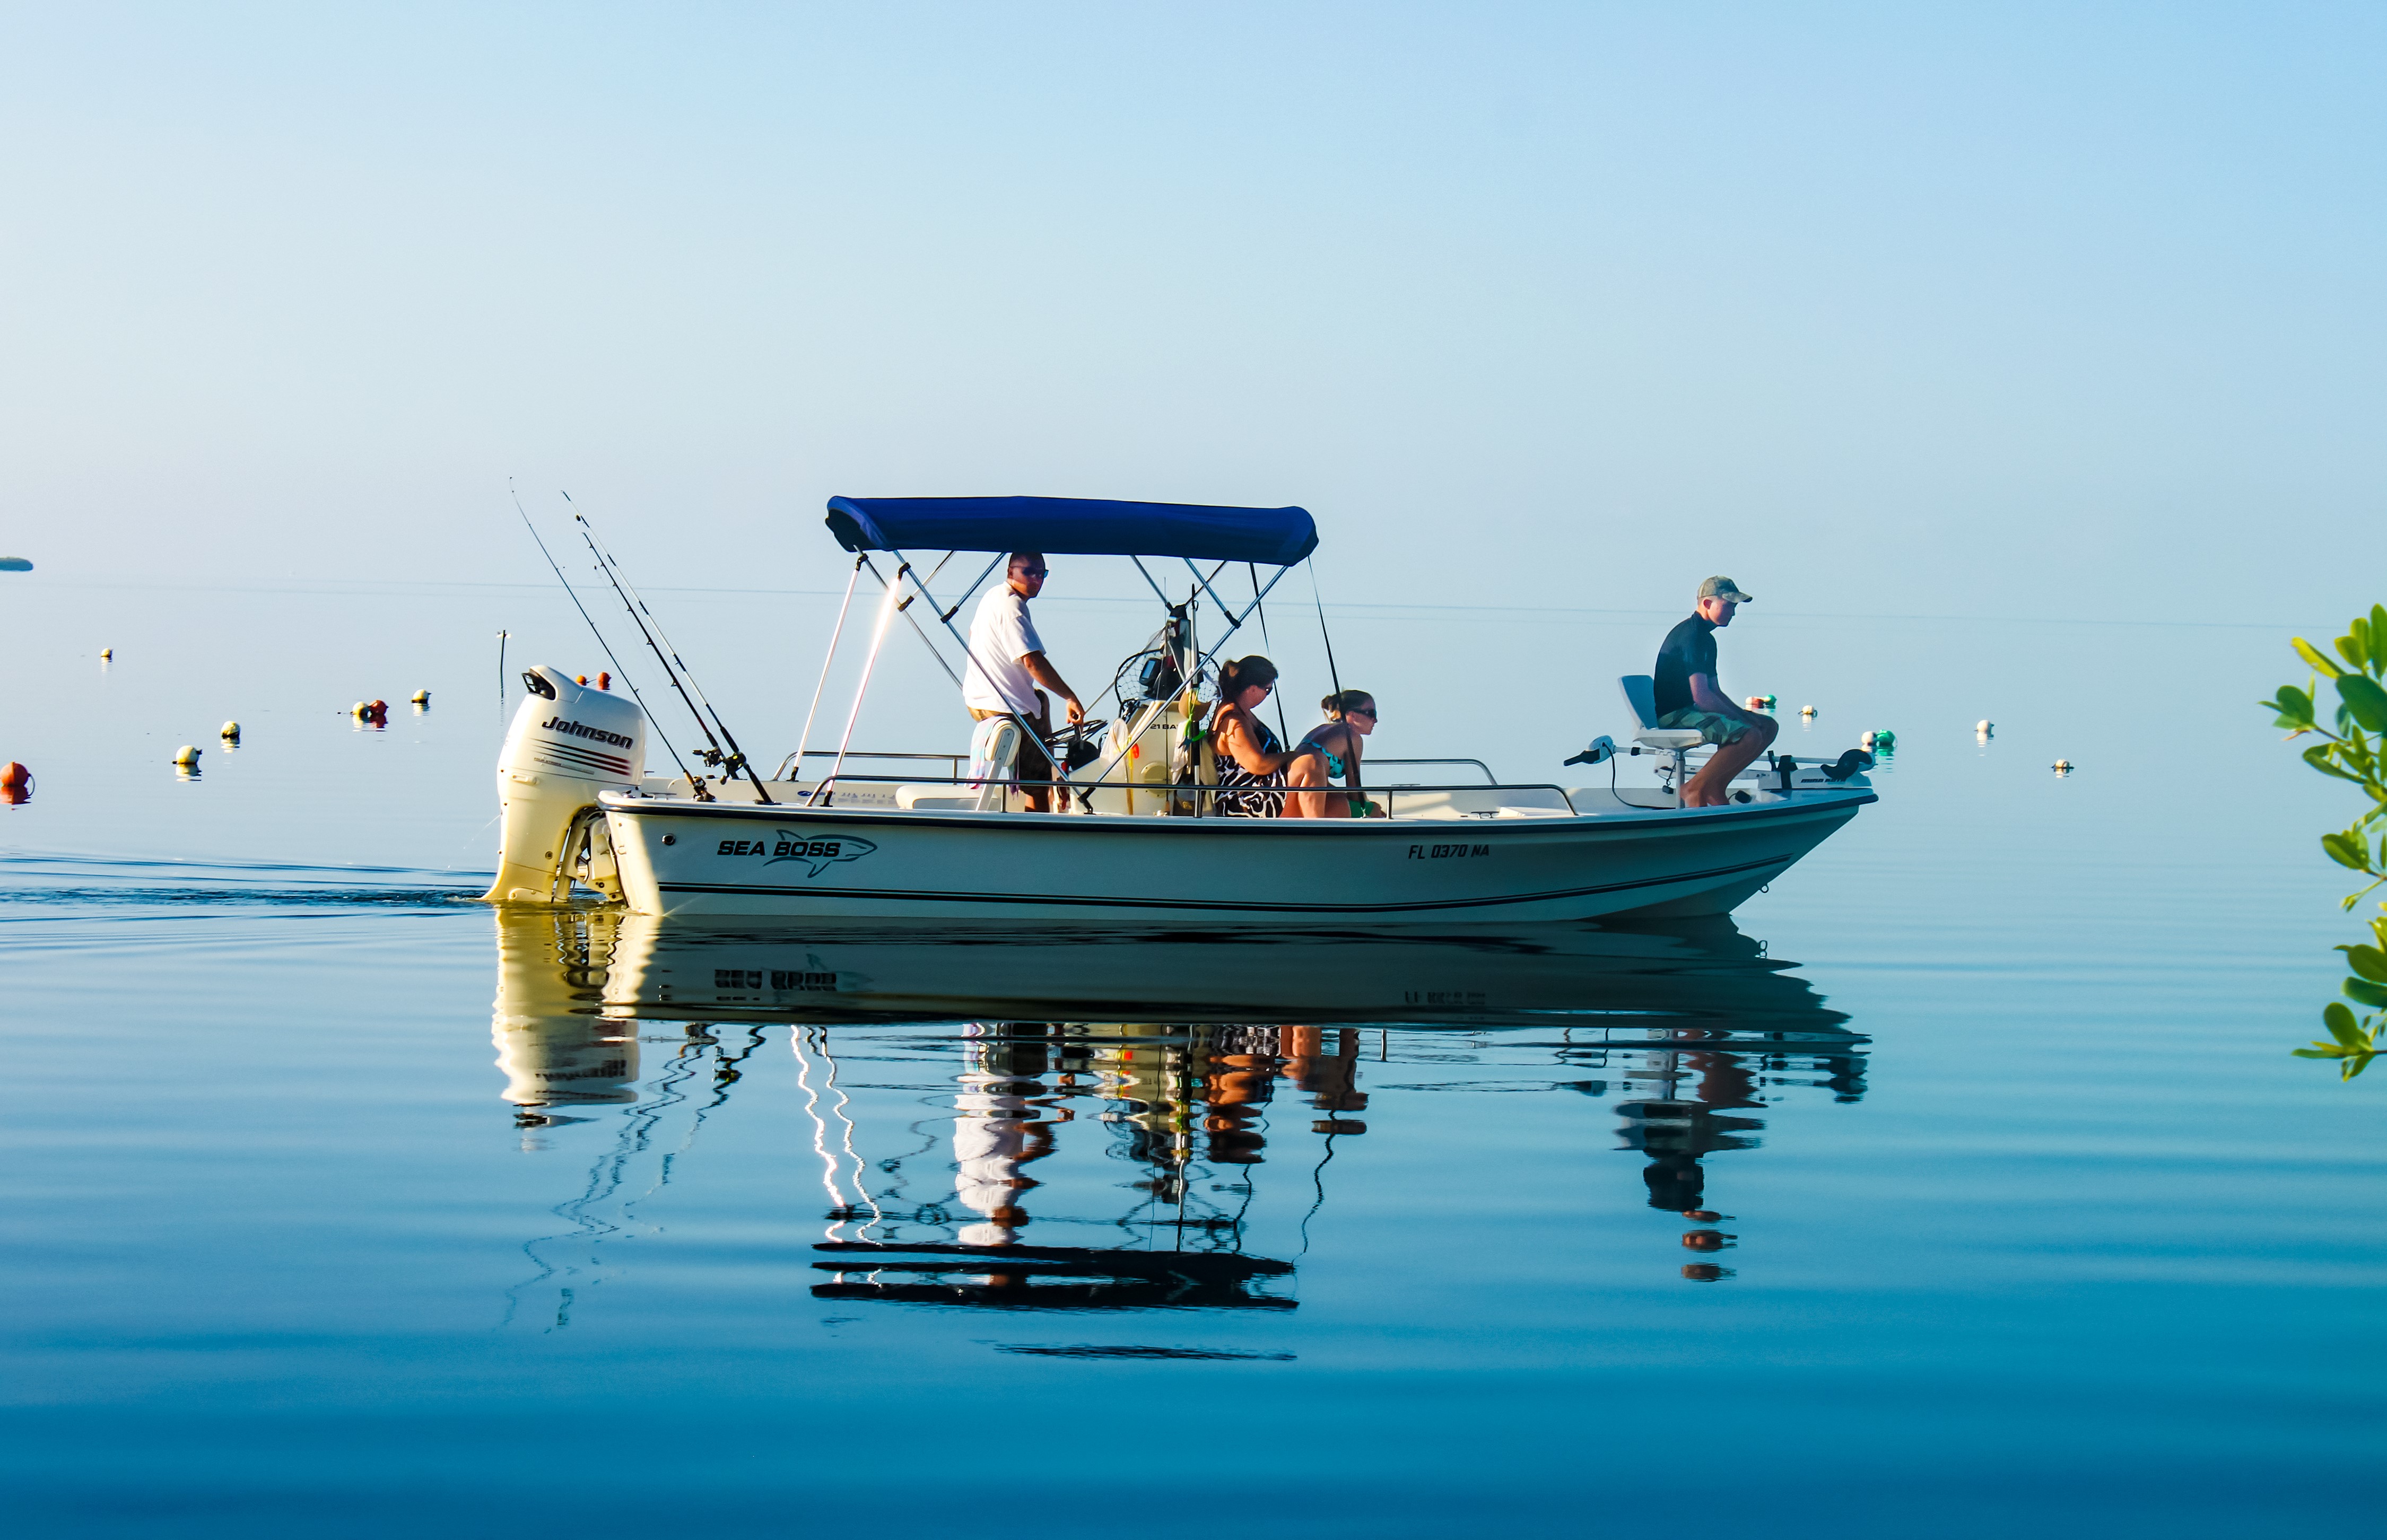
[597,787,1877,837]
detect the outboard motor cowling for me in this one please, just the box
[484,666,648,903]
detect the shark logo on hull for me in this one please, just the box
[709,832,880,878]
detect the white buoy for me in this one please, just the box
[99,648,112,661]
[411,689,430,706]
[172,745,201,767]
[2052,759,2074,773]
[1976,720,1994,736]
[220,721,240,741]
[1799,705,1817,718]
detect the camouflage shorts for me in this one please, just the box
[1657,706,1754,746]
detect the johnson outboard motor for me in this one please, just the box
[484,666,648,903]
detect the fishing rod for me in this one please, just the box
[507,482,703,795]
[562,492,772,804]
[1310,560,1344,704]
[1250,562,1292,745]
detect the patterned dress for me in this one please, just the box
[1213,711,1287,818]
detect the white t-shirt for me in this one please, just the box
[963,586,1046,715]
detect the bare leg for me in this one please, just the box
[1680,716,1778,807]
[1283,750,1329,818]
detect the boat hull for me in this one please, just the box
[598,791,1872,925]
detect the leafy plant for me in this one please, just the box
[2261,605,2387,1078]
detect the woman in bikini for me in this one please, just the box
[1207,655,1322,817]
[1284,689,1379,819]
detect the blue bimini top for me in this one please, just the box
[824,495,1318,566]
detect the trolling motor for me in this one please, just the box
[1818,748,1874,781]
[1766,749,1876,793]
[1564,735,1617,767]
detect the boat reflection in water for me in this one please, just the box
[491,910,1866,1308]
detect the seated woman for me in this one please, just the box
[1285,689,1379,819]
[1207,655,1321,817]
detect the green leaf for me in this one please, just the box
[2345,977,2387,1009]
[2293,1047,2342,1060]
[2302,743,2362,783]
[2321,832,2370,870]
[2337,943,2387,982]
[2370,605,2387,670]
[2264,686,2316,730]
[2337,675,2387,732]
[2296,637,2346,679]
[2351,619,2375,669]
[2323,1001,2366,1046]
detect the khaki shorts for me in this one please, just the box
[1657,706,1753,746]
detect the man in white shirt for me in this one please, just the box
[963,552,1084,813]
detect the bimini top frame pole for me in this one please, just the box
[789,554,865,790]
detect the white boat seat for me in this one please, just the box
[1617,675,1705,750]
[1618,673,1706,799]
[895,785,985,811]
[965,716,1020,812]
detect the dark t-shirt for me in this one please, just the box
[1653,614,1719,719]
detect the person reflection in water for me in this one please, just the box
[1195,1026,1370,1166]
[1280,1026,1367,1125]
[1203,1027,1279,1165]
[953,1028,1057,1247]
[1620,1039,1763,1217]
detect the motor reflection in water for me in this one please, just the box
[489,908,1868,1314]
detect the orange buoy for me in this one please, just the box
[0,762,30,791]
[597,671,611,690]
[576,675,588,686]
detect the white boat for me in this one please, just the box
[486,495,1875,923]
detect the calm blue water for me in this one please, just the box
[1,582,2379,1536]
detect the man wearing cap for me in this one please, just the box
[963,552,1084,813]
[1653,576,1776,808]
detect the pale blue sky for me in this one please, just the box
[2,2,2381,627]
